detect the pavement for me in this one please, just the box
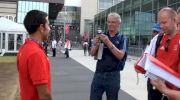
[51,51,137,100]
[68,50,147,100]
[0,63,18,100]
[0,49,147,100]
[50,49,147,100]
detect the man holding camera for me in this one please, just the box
[90,12,128,100]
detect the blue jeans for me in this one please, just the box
[90,71,120,100]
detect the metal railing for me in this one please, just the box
[128,47,144,57]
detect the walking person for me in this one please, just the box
[64,39,71,58]
[17,10,52,100]
[52,39,57,57]
[43,40,48,56]
[90,12,128,100]
[83,41,88,56]
[88,39,93,56]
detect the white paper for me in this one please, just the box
[145,55,180,88]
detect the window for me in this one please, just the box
[17,1,49,23]
[2,33,5,49]
[16,34,23,50]
[8,34,14,50]
[9,16,13,21]
[0,33,1,50]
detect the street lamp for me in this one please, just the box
[63,6,67,42]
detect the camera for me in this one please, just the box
[97,28,102,34]
[94,28,104,60]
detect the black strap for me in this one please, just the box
[155,33,164,57]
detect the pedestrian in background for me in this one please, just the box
[88,39,93,56]
[152,23,161,37]
[83,41,88,56]
[52,39,57,57]
[64,39,71,58]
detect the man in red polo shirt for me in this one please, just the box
[147,7,180,100]
[150,7,180,100]
[17,10,52,100]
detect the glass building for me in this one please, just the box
[51,6,81,42]
[98,0,123,12]
[82,0,122,40]
[94,0,180,56]
[0,0,64,54]
[17,1,49,24]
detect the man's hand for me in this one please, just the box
[150,79,167,93]
[94,35,101,46]
[36,84,52,100]
[99,34,110,45]
[90,35,101,56]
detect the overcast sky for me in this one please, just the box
[65,0,81,7]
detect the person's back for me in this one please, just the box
[52,40,57,49]
[83,42,88,49]
[65,40,71,49]
[64,39,70,58]
[83,41,88,56]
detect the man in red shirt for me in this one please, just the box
[151,7,180,100]
[17,10,52,100]
[148,7,180,100]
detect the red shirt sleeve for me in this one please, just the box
[28,52,48,85]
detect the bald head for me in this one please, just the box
[158,7,177,19]
[158,7,177,36]
[177,7,180,32]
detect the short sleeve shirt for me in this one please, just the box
[96,32,128,73]
[156,33,180,90]
[17,39,51,100]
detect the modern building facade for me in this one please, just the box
[94,0,180,56]
[0,1,17,21]
[80,0,122,39]
[0,0,64,54]
[98,0,123,12]
[51,6,81,42]
[80,0,98,38]
[17,1,49,23]
[0,0,64,21]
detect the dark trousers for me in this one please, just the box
[52,48,56,57]
[90,71,120,100]
[65,48,69,58]
[84,47,88,56]
[147,78,168,100]
[44,47,47,56]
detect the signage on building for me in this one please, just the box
[65,24,70,34]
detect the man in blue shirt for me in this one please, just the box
[90,12,128,100]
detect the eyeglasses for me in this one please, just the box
[165,39,170,52]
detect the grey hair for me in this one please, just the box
[107,12,121,23]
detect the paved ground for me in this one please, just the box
[0,49,147,100]
[69,50,147,100]
[51,53,136,100]
[0,63,18,100]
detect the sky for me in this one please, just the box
[65,0,81,7]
